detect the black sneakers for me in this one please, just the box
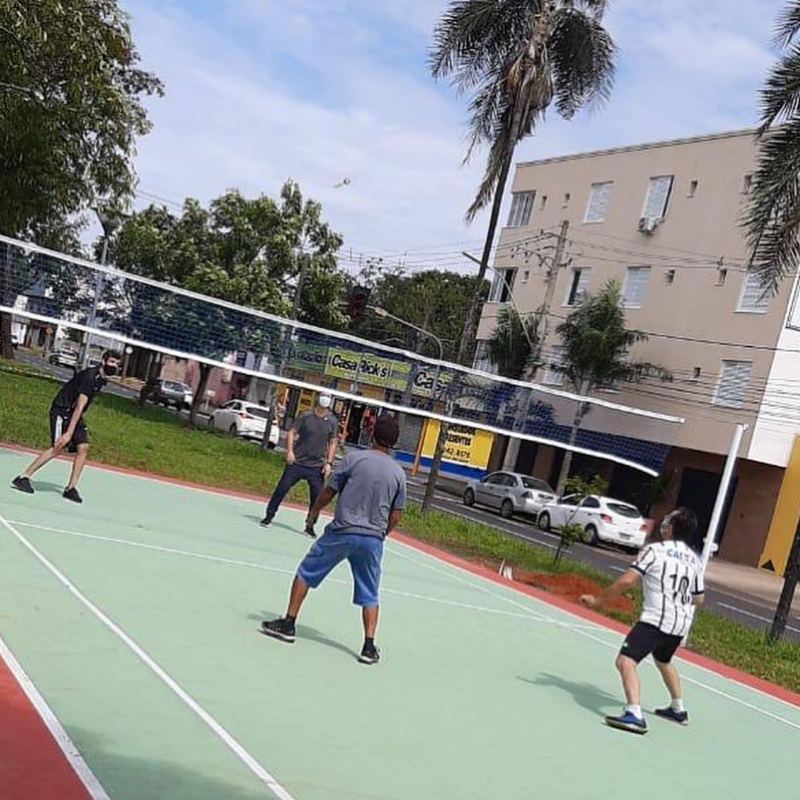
[260,618,296,643]
[303,523,317,539]
[63,487,83,504]
[259,516,273,528]
[358,642,380,665]
[11,476,34,494]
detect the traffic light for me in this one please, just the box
[347,286,370,321]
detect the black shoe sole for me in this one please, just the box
[63,494,82,504]
[11,482,34,494]
[605,718,647,735]
[259,625,295,643]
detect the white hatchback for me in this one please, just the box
[210,401,280,446]
[537,494,648,550]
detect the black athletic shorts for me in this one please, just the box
[620,622,683,664]
[49,409,89,454]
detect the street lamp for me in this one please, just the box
[369,306,443,361]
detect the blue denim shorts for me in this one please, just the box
[296,532,384,607]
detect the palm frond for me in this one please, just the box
[758,42,800,131]
[774,1,800,47]
[549,10,616,118]
[744,121,800,294]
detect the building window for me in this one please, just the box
[713,360,752,409]
[642,175,674,220]
[489,268,517,303]
[584,182,613,223]
[688,180,698,198]
[542,346,566,386]
[507,192,534,228]
[737,271,770,313]
[622,267,651,308]
[473,340,495,373]
[565,268,591,306]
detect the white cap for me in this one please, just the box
[318,393,332,408]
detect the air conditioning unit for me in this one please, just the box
[638,216,659,234]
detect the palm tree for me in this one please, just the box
[552,280,671,495]
[430,0,616,364]
[744,1,800,295]
[487,306,540,378]
[422,0,616,513]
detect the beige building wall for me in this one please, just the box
[477,130,795,461]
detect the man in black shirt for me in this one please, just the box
[11,349,122,503]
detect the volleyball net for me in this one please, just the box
[0,234,682,477]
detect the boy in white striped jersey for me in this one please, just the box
[581,507,704,735]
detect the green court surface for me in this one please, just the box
[1,446,799,800]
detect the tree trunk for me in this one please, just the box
[423,153,515,514]
[0,312,14,360]
[768,523,800,643]
[189,363,212,428]
[556,397,587,496]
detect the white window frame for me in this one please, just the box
[622,267,651,309]
[736,271,770,314]
[488,268,517,303]
[642,176,674,220]
[564,268,591,306]
[542,345,566,386]
[584,182,613,223]
[713,360,753,409]
[507,192,535,228]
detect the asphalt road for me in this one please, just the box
[406,479,800,642]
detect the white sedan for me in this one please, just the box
[536,494,648,550]
[209,401,280,446]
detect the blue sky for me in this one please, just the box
[122,0,787,269]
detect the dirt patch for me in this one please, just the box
[512,568,635,616]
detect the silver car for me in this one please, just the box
[463,471,557,519]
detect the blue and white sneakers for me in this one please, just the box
[655,706,690,726]
[605,711,648,734]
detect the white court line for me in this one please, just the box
[0,512,297,800]
[0,633,111,800]
[9,520,590,626]
[387,538,800,731]
[718,602,800,635]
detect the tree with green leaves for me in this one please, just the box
[0,0,163,358]
[424,0,616,512]
[744,1,800,296]
[552,280,671,495]
[487,307,540,379]
[111,182,345,425]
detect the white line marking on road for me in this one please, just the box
[717,603,800,635]
[0,633,111,800]
[0,513,298,800]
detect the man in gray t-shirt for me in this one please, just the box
[261,393,338,536]
[261,415,406,665]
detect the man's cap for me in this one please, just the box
[373,414,400,448]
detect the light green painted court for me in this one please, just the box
[0,446,798,800]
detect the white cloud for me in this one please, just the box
[120,0,787,266]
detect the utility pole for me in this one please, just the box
[535,219,569,367]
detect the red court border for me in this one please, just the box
[0,655,93,800]
[3,440,800,716]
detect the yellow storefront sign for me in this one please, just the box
[325,348,410,391]
[421,420,493,468]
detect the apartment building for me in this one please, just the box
[475,129,800,575]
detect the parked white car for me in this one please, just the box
[209,400,280,446]
[463,471,557,519]
[537,494,648,550]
